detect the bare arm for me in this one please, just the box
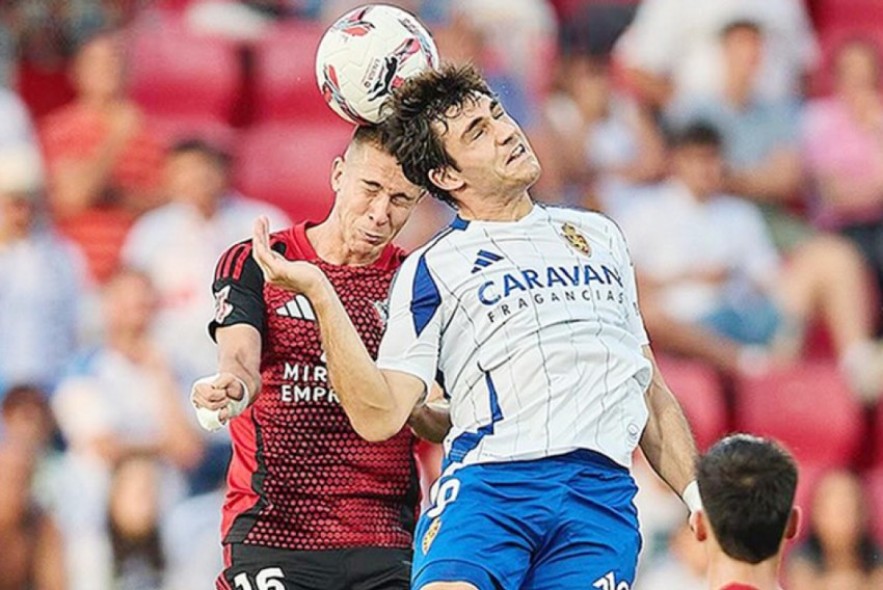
[252,216,425,442]
[638,345,698,502]
[49,103,140,217]
[191,324,262,424]
[33,515,66,590]
[408,384,451,443]
[724,148,802,204]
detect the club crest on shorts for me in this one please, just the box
[422,518,441,554]
[560,222,591,256]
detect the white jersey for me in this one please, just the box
[377,204,652,468]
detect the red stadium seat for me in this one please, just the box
[147,114,237,152]
[253,22,340,124]
[655,356,727,452]
[233,121,353,223]
[733,361,865,467]
[128,14,240,122]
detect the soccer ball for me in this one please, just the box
[315,4,439,125]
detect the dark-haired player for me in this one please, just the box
[191,125,449,590]
[250,63,699,590]
[692,434,800,590]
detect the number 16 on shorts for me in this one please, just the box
[233,567,285,590]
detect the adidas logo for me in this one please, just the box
[275,295,316,321]
[471,249,503,274]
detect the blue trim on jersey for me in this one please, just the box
[448,372,503,462]
[450,216,470,230]
[411,255,442,337]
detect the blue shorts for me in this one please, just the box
[412,450,641,590]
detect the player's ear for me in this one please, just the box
[784,506,800,540]
[428,166,464,194]
[690,510,708,543]
[331,156,345,193]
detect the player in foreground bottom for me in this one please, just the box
[252,63,699,590]
[192,125,449,590]
[692,434,800,590]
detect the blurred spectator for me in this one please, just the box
[0,87,39,149]
[614,0,817,110]
[0,442,66,590]
[543,51,666,209]
[40,28,165,283]
[51,268,201,590]
[619,123,883,399]
[787,470,883,589]
[636,522,706,590]
[802,37,883,298]
[667,19,803,210]
[108,455,165,590]
[122,138,290,384]
[0,385,63,511]
[0,147,89,392]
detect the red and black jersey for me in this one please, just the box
[209,222,417,551]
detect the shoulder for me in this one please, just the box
[543,203,627,240]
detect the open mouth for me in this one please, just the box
[507,143,527,165]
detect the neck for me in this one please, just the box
[108,329,145,360]
[457,190,533,222]
[724,73,753,109]
[307,220,381,266]
[708,552,781,590]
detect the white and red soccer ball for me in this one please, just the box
[315,4,439,125]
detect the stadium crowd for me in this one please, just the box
[1,0,882,588]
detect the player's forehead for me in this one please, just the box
[435,92,496,138]
[348,141,421,196]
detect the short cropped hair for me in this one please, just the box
[169,137,231,170]
[697,434,798,564]
[669,121,723,150]
[379,63,494,207]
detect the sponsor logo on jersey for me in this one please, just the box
[213,285,233,324]
[477,263,623,305]
[471,249,504,274]
[275,295,316,321]
[560,222,591,256]
[421,518,441,554]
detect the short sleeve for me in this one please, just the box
[208,241,266,340]
[376,253,442,396]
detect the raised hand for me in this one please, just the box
[252,215,327,296]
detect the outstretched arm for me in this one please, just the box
[639,346,699,510]
[252,216,427,442]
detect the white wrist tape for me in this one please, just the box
[191,374,251,432]
[682,480,703,513]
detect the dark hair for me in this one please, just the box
[169,137,231,169]
[697,434,798,564]
[379,63,494,207]
[720,18,763,39]
[669,121,723,150]
[1,384,47,416]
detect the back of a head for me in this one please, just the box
[378,63,493,206]
[697,434,798,564]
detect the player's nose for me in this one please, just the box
[366,194,392,225]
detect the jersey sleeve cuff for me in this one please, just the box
[375,359,433,402]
